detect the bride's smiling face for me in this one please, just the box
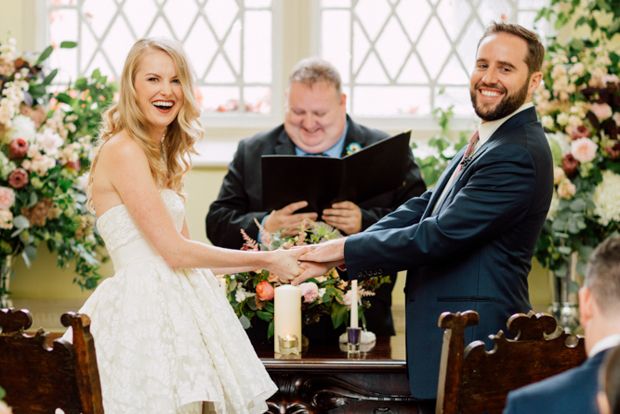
[134,49,184,140]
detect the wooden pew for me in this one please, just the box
[0,308,103,414]
[436,310,586,414]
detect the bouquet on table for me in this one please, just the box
[0,386,11,414]
[220,219,390,340]
[0,37,115,302]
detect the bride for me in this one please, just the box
[64,38,302,413]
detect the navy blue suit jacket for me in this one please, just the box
[503,350,607,414]
[344,107,553,398]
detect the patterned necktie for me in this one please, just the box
[456,130,479,173]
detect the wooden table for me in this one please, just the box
[255,334,420,413]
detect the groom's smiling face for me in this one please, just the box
[469,32,540,121]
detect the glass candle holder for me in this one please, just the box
[276,334,300,359]
[346,327,361,358]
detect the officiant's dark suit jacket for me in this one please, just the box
[344,107,553,398]
[503,348,607,414]
[206,115,426,336]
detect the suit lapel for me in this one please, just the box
[274,129,296,155]
[341,116,370,157]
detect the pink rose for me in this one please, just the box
[299,282,319,303]
[8,137,29,159]
[0,186,15,210]
[8,168,29,189]
[255,280,274,301]
[590,103,613,122]
[570,138,597,163]
[557,178,576,200]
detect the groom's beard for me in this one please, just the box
[470,78,530,121]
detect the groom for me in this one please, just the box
[294,22,553,403]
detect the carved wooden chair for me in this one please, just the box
[436,310,586,414]
[0,308,103,414]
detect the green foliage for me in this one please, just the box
[411,105,469,187]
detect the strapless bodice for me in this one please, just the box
[96,189,184,269]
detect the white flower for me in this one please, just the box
[593,171,620,226]
[0,400,13,414]
[542,115,555,130]
[0,209,13,229]
[557,178,576,200]
[547,192,559,220]
[592,10,614,28]
[9,114,37,142]
[35,128,64,156]
[556,112,569,126]
[235,286,254,303]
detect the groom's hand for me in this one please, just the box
[292,261,334,285]
[299,238,347,264]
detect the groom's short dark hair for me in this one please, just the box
[479,22,545,75]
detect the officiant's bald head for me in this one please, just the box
[284,58,347,155]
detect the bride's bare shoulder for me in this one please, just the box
[98,132,149,170]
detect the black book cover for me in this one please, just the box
[261,131,411,213]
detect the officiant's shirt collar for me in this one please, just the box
[295,120,348,157]
[477,101,534,148]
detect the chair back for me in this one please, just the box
[436,310,586,414]
[0,308,103,414]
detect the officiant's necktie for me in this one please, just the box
[456,130,480,173]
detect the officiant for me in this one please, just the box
[206,57,426,337]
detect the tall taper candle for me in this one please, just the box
[350,279,359,328]
[274,285,302,354]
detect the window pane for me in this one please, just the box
[47,0,273,115]
[320,0,531,118]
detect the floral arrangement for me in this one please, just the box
[221,220,390,339]
[0,37,115,300]
[532,0,620,279]
[0,386,11,414]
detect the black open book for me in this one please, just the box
[261,131,411,213]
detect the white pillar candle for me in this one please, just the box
[274,285,302,354]
[350,279,358,328]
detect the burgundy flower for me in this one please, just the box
[8,168,29,189]
[606,141,620,160]
[8,137,29,159]
[569,125,590,140]
[561,153,579,178]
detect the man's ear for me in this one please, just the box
[579,286,594,326]
[528,71,542,97]
[340,92,347,108]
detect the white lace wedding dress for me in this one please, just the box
[63,189,277,414]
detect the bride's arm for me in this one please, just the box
[97,136,302,278]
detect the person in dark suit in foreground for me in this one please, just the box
[504,237,620,414]
[598,345,620,414]
[293,22,553,405]
[206,57,426,336]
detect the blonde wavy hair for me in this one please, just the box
[92,38,202,196]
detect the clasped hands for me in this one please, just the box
[270,238,346,285]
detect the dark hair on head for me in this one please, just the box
[599,345,620,414]
[585,236,620,314]
[478,22,545,74]
[289,57,342,94]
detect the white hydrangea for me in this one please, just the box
[10,114,37,142]
[593,171,620,226]
[235,286,255,303]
